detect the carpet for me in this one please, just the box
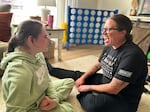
[52,55,150,112]
[0,55,150,112]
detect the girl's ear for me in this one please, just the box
[27,35,34,46]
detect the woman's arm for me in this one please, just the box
[78,77,129,95]
[75,61,101,87]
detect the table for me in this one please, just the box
[46,28,65,61]
[12,25,64,61]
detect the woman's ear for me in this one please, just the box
[120,30,127,36]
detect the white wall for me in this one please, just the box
[77,0,98,9]
[97,0,132,15]
[76,0,132,15]
[63,0,133,27]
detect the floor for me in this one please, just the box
[48,44,103,64]
[0,45,150,112]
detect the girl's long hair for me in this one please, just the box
[7,20,43,52]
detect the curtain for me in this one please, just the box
[56,0,65,26]
[56,0,79,27]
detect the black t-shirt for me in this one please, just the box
[99,40,148,105]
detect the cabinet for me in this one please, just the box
[46,28,64,61]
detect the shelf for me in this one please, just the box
[128,16,150,23]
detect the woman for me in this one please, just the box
[1,20,74,112]
[47,14,148,112]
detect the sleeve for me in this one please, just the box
[45,77,60,103]
[3,64,42,112]
[114,51,142,83]
[38,52,60,103]
[4,68,30,111]
[40,54,60,103]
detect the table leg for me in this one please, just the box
[58,33,62,61]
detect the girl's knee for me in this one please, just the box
[64,78,74,87]
[54,101,73,112]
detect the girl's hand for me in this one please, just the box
[40,96,57,111]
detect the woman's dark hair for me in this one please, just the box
[110,14,133,41]
[7,20,43,52]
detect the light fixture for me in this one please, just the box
[37,0,56,21]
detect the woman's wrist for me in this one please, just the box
[89,85,92,91]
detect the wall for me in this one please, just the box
[97,0,132,15]
[57,0,132,26]
[77,0,132,16]
[77,0,98,9]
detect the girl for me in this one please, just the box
[1,20,74,112]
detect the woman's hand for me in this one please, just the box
[75,62,100,88]
[77,85,91,92]
[75,76,85,88]
[40,96,57,111]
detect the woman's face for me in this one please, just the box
[32,28,50,53]
[102,18,126,49]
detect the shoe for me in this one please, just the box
[146,75,150,82]
[147,60,150,65]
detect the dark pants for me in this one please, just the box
[46,59,137,112]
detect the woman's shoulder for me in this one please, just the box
[124,41,144,54]
[103,46,112,52]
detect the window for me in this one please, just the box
[137,0,150,16]
[0,0,57,25]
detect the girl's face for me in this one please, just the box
[102,18,126,49]
[32,28,50,53]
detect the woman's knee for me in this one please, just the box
[77,93,104,112]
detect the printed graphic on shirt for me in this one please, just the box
[36,65,46,85]
[100,52,118,79]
